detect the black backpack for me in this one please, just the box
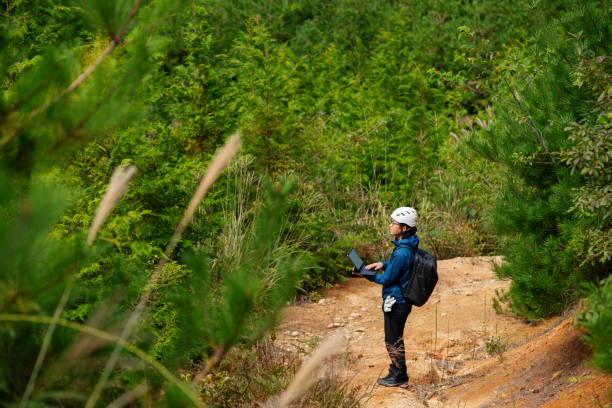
[396,244,438,307]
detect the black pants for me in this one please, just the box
[383,302,412,376]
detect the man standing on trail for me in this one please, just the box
[363,207,418,388]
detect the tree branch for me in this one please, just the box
[0,0,141,150]
[504,78,557,167]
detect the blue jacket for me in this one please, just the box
[365,235,418,303]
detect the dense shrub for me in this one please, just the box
[575,275,612,374]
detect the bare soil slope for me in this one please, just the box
[275,256,612,407]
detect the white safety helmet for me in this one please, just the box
[391,207,418,228]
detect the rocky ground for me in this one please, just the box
[275,256,612,407]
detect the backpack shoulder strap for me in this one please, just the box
[395,244,416,254]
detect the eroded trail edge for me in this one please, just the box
[275,256,612,408]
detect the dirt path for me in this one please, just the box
[275,256,612,407]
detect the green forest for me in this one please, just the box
[1,0,610,406]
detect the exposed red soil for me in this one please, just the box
[444,317,610,407]
[275,256,612,408]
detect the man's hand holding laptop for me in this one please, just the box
[352,262,383,276]
[366,262,383,271]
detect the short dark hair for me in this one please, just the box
[400,224,417,238]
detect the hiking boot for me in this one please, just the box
[376,372,409,387]
[397,379,411,389]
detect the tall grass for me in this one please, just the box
[323,179,493,264]
[19,164,138,408]
[85,134,241,408]
[196,335,362,408]
[276,331,345,407]
[2,136,241,407]
[418,198,483,260]
[219,155,261,264]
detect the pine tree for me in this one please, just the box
[226,17,302,172]
[474,0,612,318]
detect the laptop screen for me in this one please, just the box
[347,249,364,270]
